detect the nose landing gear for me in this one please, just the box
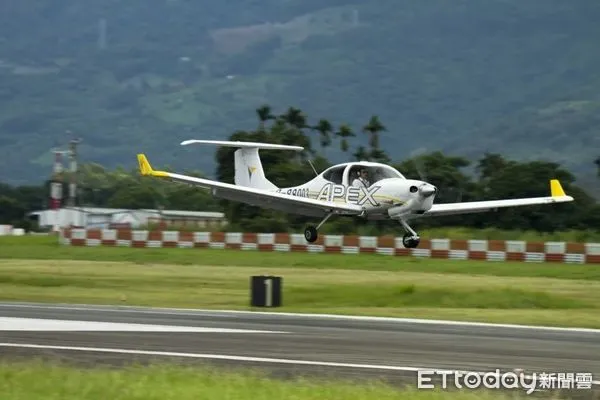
[399,219,420,248]
[402,233,420,248]
[304,225,318,242]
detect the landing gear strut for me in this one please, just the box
[304,211,334,243]
[399,219,420,248]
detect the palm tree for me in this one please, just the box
[369,147,390,163]
[255,104,275,130]
[362,115,386,150]
[312,119,333,152]
[279,107,308,130]
[353,146,370,161]
[334,123,355,153]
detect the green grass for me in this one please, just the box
[0,263,588,310]
[0,360,533,400]
[292,285,588,309]
[1,235,599,328]
[0,258,598,328]
[1,235,599,282]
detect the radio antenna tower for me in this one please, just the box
[50,148,68,231]
[67,132,82,209]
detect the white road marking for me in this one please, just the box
[0,317,287,333]
[1,302,599,334]
[0,342,598,386]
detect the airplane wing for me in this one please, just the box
[136,154,363,217]
[415,179,574,218]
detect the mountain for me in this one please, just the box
[1,0,599,186]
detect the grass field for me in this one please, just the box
[1,235,599,281]
[0,360,534,400]
[1,235,599,328]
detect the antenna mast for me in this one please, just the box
[307,159,319,177]
[67,133,82,208]
[66,132,82,228]
[50,148,68,232]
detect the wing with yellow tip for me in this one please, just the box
[135,153,363,218]
[417,179,574,218]
[137,154,169,178]
[550,179,566,197]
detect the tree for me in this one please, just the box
[164,183,221,211]
[312,119,333,153]
[335,123,355,154]
[0,195,26,225]
[595,156,600,178]
[353,146,369,161]
[255,104,275,130]
[476,153,512,182]
[362,115,386,150]
[473,159,583,231]
[394,151,475,228]
[279,107,308,130]
[107,181,164,209]
[369,148,391,163]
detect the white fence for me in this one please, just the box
[0,225,25,236]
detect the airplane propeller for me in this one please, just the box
[410,148,463,202]
[412,154,428,182]
[409,148,437,199]
[418,183,437,198]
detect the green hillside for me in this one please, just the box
[1,0,599,185]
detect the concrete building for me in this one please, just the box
[28,207,227,230]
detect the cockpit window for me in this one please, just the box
[347,164,404,185]
[322,165,345,184]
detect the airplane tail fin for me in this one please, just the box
[234,147,278,190]
[180,139,304,190]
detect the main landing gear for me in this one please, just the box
[399,219,420,248]
[304,212,334,243]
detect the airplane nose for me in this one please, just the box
[419,184,437,198]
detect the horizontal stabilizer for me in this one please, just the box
[180,139,303,151]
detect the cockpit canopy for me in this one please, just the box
[321,162,405,186]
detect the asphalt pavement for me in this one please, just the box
[0,302,598,398]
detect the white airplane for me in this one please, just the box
[137,140,574,248]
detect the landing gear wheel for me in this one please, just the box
[304,225,318,243]
[402,232,420,248]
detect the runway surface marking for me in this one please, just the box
[0,317,288,334]
[2,302,599,333]
[1,342,598,386]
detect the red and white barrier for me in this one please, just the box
[58,228,600,264]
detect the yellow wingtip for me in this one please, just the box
[550,179,566,197]
[137,154,169,178]
[137,154,152,176]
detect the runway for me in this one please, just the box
[1,302,599,396]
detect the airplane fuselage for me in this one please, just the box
[277,176,437,220]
